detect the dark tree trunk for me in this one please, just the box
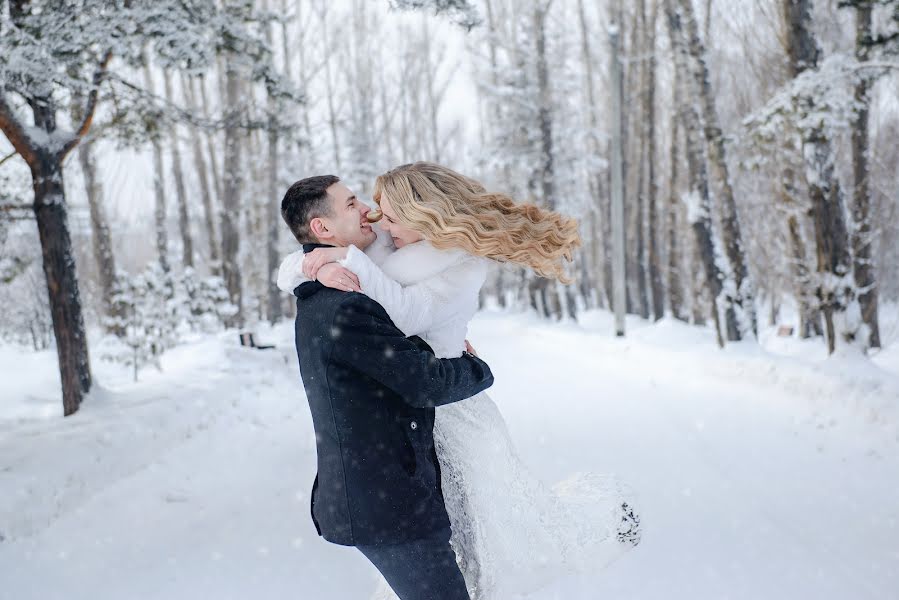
[33,156,93,415]
[850,2,881,349]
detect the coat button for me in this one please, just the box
[410,421,418,430]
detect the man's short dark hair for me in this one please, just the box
[281,175,340,244]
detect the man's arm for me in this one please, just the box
[329,294,494,408]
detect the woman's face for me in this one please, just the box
[378,194,424,249]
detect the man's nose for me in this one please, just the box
[359,205,370,219]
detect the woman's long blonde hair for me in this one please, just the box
[370,162,581,283]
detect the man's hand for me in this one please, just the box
[317,263,361,293]
[303,247,349,280]
[465,340,478,357]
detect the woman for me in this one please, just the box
[278,162,640,598]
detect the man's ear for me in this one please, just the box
[309,217,332,240]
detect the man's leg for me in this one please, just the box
[356,527,470,600]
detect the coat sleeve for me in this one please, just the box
[277,250,308,294]
[340,245,487,338]
[329,294,494,408]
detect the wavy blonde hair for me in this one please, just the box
[369,162,581,283]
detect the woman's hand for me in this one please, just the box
[316,263,361,293]
[303,247,349,280]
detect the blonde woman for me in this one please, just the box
[277,162,640,598]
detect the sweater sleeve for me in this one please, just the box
[340,245,486,338]
[276,250,309,294]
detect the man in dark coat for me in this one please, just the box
[281,175,493,599]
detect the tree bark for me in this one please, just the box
[76,140,122,333]
[197,75,225,207]
[783,0,857,354]
[163,69,194,269]
[576,0,608,307]
[850,2,881,349]
[532,0,564,320]
[317,0,342,171]
[265,3,283,324]
[34,158,93,415]
[667,72,685,321]
[182,72,221,273]
[646,0,664,321]
[142,59,170,273]
[677,0,756,338]
[664,0,729,346]
[221,55,244,328]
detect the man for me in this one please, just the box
[281,175,492,599]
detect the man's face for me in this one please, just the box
[313,182,377,249]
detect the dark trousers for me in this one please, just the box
[357,526,471,600]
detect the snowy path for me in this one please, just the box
[2,311,898,599]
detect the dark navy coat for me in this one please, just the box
[292,275,494,547]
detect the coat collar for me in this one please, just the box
[302,242,335,253]
[294,280,325,299]
[292,243,334,297]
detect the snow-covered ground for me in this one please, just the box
[2,309,898,599]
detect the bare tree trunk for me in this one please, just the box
[76,139,121,332]
[850,2,881,349]
[293,0,316,174]
[266,3,283,324]
[677,0,756,338]
[645,0,664,321]
[422,16,442,162]
[665,0,729,346]
[785,208,823,338]
[632,0,650,319]
[142,58,170,273]
[34,159,93,414]
[317,0,342,171]
[624,3,640,315]
[667,73,685,321]
[163,69,194,269]
[783,0,857,354]
[576,0,607,307]
[531,0,563,319]
[182,72,221,273]
[198,75,224,205]
[221,55,244,328]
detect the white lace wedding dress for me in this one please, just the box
[278,230,641,599]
